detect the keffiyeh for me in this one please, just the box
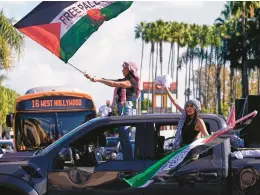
[122,61,141,100]
[111,61,140,109]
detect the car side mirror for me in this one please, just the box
[6,113,14,128]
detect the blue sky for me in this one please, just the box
[0,1,225,110]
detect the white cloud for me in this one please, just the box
[2,1,225,110]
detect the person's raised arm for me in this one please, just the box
[165,87,183,113]
[85,74,132,88]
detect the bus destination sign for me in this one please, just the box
[31,99,82,108]
[17,97,94,111]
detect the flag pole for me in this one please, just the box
[67,62,85,74]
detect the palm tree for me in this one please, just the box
[175,22,186,110]
[229,1,260,97]
[215,1,233,106]
[198,25,210,103]
[144,22,157,113]
[212,25,223,114]
[134,21,147,114]
[0,10,24,70]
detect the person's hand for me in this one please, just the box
[84,73,92,79]
[84,73,100,82]
[155,84,165,90]
[90,76,101,82]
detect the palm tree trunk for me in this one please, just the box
[159,41,163,113]
[206,46,213,109]
[160,41,163,75]
[148,50,152,113]
[241,2,249,98]
[188,53,192,101]
[167,44,172,74]
[204,50,208,107]
[188,59,192,101]
[152,43,155,114]
[155,42,159,78]
[198,48,204,102]
[216,64,222,115]
[170,43,175,113]
[229,67,234,104]
[185,48,189,102]
[176,44,180,112]
[192,59,195,99]
[138,40,145,115]
[222,63,226,106]
[171,43,175,80]
[196,55,201,101]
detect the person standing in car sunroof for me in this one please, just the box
[158,85,209,149]
[84,61,141,160]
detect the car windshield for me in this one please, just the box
[37,117,101,156]
[15,111,95,151]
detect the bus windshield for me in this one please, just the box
[15,111,95,151]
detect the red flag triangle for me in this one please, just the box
[19,22,61,58]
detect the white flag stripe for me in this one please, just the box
[51,1,115,38]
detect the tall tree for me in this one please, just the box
[134,21,147,114]
[0,10,24,70]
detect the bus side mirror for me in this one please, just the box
[6,113,14,127]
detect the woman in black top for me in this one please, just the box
[159,86,209,149]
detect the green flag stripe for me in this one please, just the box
[124,145,189,187]
[60,1,133,62]
[124,135,212,188]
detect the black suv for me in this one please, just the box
[0,113,227,195]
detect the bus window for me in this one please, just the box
[11,89,97,152]
[15,111,95,151]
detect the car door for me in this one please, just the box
[47,121,146,195]
[143,121,226,195]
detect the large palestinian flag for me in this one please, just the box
[14,1,133,63]
[124,110,257,188]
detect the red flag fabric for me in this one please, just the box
[227,105,236,126]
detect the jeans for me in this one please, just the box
[117,101,134,160]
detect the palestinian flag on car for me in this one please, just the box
[14,1,133,63]
[124,111,257,188]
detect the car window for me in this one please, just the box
[39,118,101,156]
[51,122,145,170]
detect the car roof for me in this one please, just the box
[39,113,227,156]
[94,113,226,123]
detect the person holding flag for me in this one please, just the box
[85,61,140,160]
